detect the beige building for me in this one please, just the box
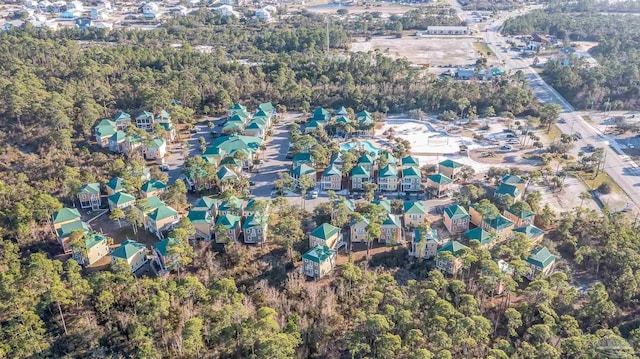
[302,244,336,279]
[110,240,148,273]
[349,218,369,243]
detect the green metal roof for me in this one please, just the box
[444,204,469,219]
[495,183,521,197]
[506,207,535,219]
[335,115,351,123]
[351,165,370,178]
[427,173,453,184]
[526,247,556,269]
[437,240,470,256]
[110,131,127,142]
[291,164,316,177]
[219,157,242,167]
[108,192,135,206]
[148,138,166,149]
[357,154,374,165]
[483,215,514,230]
[219,196,243,212]
[148,205,178,221]
[292,152,313,164]
[402,166,421,179]
[302,244,335,263]
[141,180,167,193]
[80,183,100,195]
[414,228,439,243]
[258,102,275,114]
[106,177,125,192]
[111,240,146,261]
[355,110,372,119]
[401,155,420,166]
[463,227,494,245]
[187,210,213,224]
[378,164,398,178]
[159,110,171,120]
[502,174,526,184]
[217,165,239,181]
[404,201,427,215]
[209,135,262,156]
[138,196,164,213]
[216,214,241,229]
[439,159,464,169]
[310,223,340,240]
[95,124,116,138]
[53,208,81,223]
[155,237,179,257]
[323,165,342,177]
[335,106,348,115]
[306,120,323,129]
[136,111,153,121]
[193,196,218,211]
[242,214,269,229]
[382,213,401,227]
[371,200,391,213]
[83,233,108,249]
[380,152,397,164]
[228,103,247,111]
[333,199,355,212]
[246,120,264,130]
[512,224,544,239]
[203,146,223,156]
[57,220,89,238]
[113,110,131,122]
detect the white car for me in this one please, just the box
[309,190,319,199]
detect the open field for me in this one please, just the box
[299,2,416,15]
[351,35,490,67]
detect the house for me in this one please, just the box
[292,152,314,167]
[494,183,522,201]
[401,166,422,192]
[332,198,355,219]
[110,240,148,273]
[443,204,470,234]
[438,159,464,180]
[215,214,241,243]
[78,183,101,210]
[72,233,109,266]
[242,214,269,244]
[356,154,375,172]
[109,131,141,154]
[403,201,427,228]
[329,152,344,169]
[321,165,342,190]
[3,20,25,31]
[227,103,247,117]
[141,179,167,198]
[456,67,476,80]
[255,7,272,21]
[302,244,336,279]
[311,107,332,122]
[209,135,263,168]
[136,111,154,130]
[512,224,544,244]
[52,208,81,231]
[107,192,136,211]
[410,227,441,259]
[105,177,125,195]
[137,195,165,226]
[379,152,398,166]
[503,207,535,227]
[144,138,167,164]
[187,210,214,240]
[355,110,374,129]
[380,214,402,244]
[217,165,240,190]
[501,174,528,194]
[351,165,371,191]
[215,5,240,17]
[400,155,420,169]
[309,223,342,249]
[113,110,131,130]
[192,196,218,217]
[243,198,269,218]
[525,247,556,280]
[153,237,180,271]
[218,196,243,216]
[463,227,496,248]
[436,241,470,275]
[349,217,369,243]
[146,205,180,239]
[244,119,266,138]
[481,215,514,241]
[56,220,90,253]
[426,173,453,198]
[425,25,470,35]
[377,164,399,192]
[468,203,488,227]
[305,120,323,134]
[290,164,316,184]
[258,102,276,117]
[371,199,391,214]
[94,119,117,147]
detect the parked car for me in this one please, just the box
[249,181,256,186]
[160,164,170,171]
[309,190,319,199]
[501,145,513,151]
[574,132,583,139]
[507,139,520,144]
[586,144,596,152]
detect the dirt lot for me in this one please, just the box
[299,2,416,15]
[351,35,485,67]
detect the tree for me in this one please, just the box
[365,220,381,262]
[273,214,304,260]
[126,207,144,236]
[362,182,377,202]
[182,317,204,357]
[109,208,125,228]
[163,179,188,210]
[539,103,562,132]
[459,165,475,183]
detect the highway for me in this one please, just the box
[449,1,640,211]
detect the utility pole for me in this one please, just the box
[325,18,330,55]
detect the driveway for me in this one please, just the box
[166,119,220,183]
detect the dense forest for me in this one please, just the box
[503,8,640,110]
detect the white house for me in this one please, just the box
[215,5,239,17]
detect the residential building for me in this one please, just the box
[107,192,136,211]
[209,135,263,168]
[443,204,470,234]
[56,219,90,253]
[501,174,528,194]
[215,5,240,17]
[78,183,101,210]
[329,152,344,169]
[410,228,441,259]
[481,215,514,241]
[141,179,167,198]
[146,205,180,239]
[110,240,148,273]
[215,214,241,243]
[435,241,470,275]
[311,107,332,122]
[503,207,535,227]
[401,166,422,192]
[494,183,522,201]
[525,247,556,280]
[292,152,314,167]
[113,110,131,130]
[379,152,398,166]
[144,138,167,164]
[512,224,544,244]
[135,111,154,130]
[304,120,323,134]
[321,165,342,190]
[371,199,391,214]
[187,210,214,240]
[242,214,269,244]
[109,131,140,154]
[400,155,420,169]
[290,164,316,183]
[380,214,402,245]
[377,164,399,192]
[426,173,453,198]
[153,237,180,272]
[349,217,369,243]
[72,232,110,266]
[105,177,125,196]
[243,198,269,218]
[52,207,81,231]
[244,119,266,138]
[351,165,371,191]
[356,154,375,172]
[218,196,244,216]
[302,244,336,279]
[403,201,427,228]
[463,227,496,248]
[438,159,464,180]
[94,119,117,147]
[332,198,355,220]
[191,196,218,217]
[468,203,485,227]
[136,195,165,228]
[217,165,240,191]
[309,223,342,249]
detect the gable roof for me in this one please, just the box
[108,192,136,206]
[502,174,526,185]
[209,135,262,155]
[402,166,421,179]
[306,120,323,130]
[113,110,131,122]
[334,106,348,115]
[382,213,401,228]
[218,196,243,212]
[141,179,167,193]
[357,154,374,165]
[437,240,470,256]
[427,173,453,185]
[335,115,351,124]
[138,196,164,213]
[526,247,556,268]
[219,156,242,167]
[444,204,469,219]
[57,219,89,238]
[379,152,398,165]
[404,201,427,215]
[310,223,340,240]
[106,177,125,193]
[302,244,335,263]
[371,199,391,213]
[148,205,178,221]
[82,232,108,250]
[292,152,314,164]
[147,138,166,149]
[258,102,275,114]
[216,214,241,229]
[323,165,342,177]
[414,227,440,243]
[291,164,316,178]
[463,227,494,245]
[333,198,355,212]
[193,196,218,211]
[155,237,180,257]
[378,164,398,178]
[95,123,116,138]
[79,183,100,195]
[351,165,370,178]
[111,240,146,261]
[512,224,544,239]
[53,208,81,224]
[505,206,535,219]
[217,165,239,181]
[187,210,213,224]
[401,155,420,167]
[439,159,464,169]
[495,183,521,197]
[483,215,514,230]
[110,130,127,142]
[242,214,269,229]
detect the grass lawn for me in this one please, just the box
[572,170,622,193]
[473,42,494,58]
[543,124,563,142]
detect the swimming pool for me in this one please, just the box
[340,141,381,156]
